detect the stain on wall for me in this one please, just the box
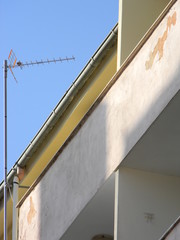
[27,196,37,225]
[19,221,26,240]
[145,12,177,70]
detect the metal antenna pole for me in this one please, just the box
[3,60,7,240]
[2,51,75,240]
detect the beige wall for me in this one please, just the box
[118,0,170,65]
[118,167,180,240]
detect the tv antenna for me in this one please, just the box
[8,49,75,82]
[3,49,75,240]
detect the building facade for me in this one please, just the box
[0,0,180,239]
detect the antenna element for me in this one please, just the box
[7,49,75,82]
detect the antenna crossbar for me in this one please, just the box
[6,49,75,83]
[9,56,75,69]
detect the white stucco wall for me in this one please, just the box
[118,167,180,240]
[18,1,180,239]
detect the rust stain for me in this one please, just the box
[27,196,37,224]
[145,12,177,70]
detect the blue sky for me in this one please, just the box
[0,0,118,182]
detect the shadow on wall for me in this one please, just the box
[19,65,180,240]
[60,173,115,240]
[18,8,180,238]
[19,66,180,240]
[38,101,110,240]
[59,64,180,240]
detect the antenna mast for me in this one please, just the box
[3,49,75,240]
[3,60,7,240]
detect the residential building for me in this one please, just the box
[0,0,180,239]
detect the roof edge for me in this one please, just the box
[0,23,118,202]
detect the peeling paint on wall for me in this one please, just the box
[145,12,177,70]
[19,221,26,240]
[27,196,37,225]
